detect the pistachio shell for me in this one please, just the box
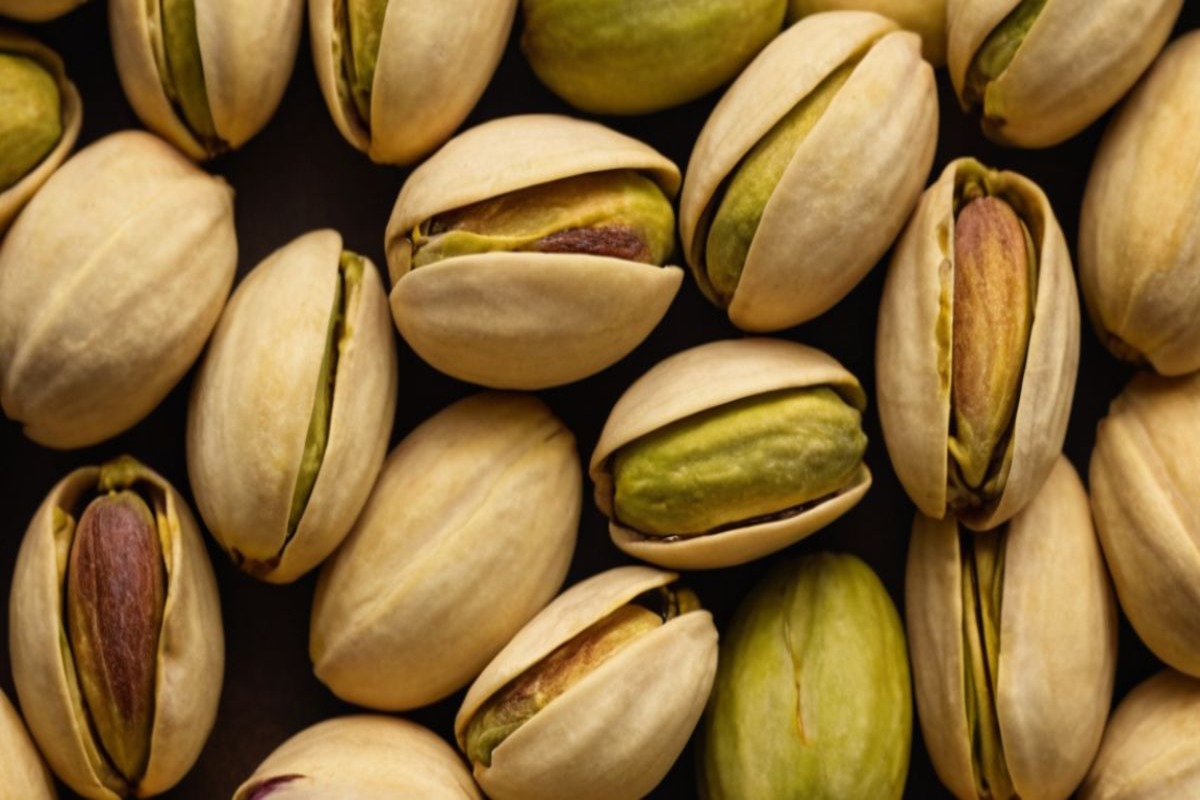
[1090,371,1200,677]
[591,338,871,570]
[455,566,718,800]
[8,458,223,799]
[311,392,579,711]
[0,689,56,800]
[679,11,937,331]
[0,0,85,21]
[947,0,1182,147]
[907,457,1117,800]
[787,0,947,65]
[1079,31,1200,375]
[233,716,480,799]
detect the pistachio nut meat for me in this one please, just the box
[8,457,224,800]
[0,30,81,232]
[110,0,304,160]
[877,158,1078,530]
[520,0,785,115]
[311,392,579,711]
[1090,371,1200,677]
[310,0,516,164]
[700,553,912,799]
[679,10,937,331]
[947,0,1183,147]
[590,338,871,570]
[0,0,85,21]
[0,688,56,800]
[455,566,718,800]
[234,716,481,799]
[786,0,947,65]
[1078,670,1200,800]
[384,114,684,389]
[1079,31,1200,375]
[187,230,398,584]
[907,457,1118,800]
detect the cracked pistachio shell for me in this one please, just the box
[1078,670,1200,800]
[0,130,236,449]
[0,30,81,232]
[787,0,947,65]
[1080,31,1200,375]
[0,689,56,800]
[384,114,683,389]
[907,457,1117,800]
[187,230,398,584]
[1090,371,1200,677]
[679,11,937,332]
[234,716,480,799]
[947,0,1182,148]
[455,566,718,800]
[590,338,871,570]
[8,458,223,800]
[877,158,1079,530]
[0,0,85,21]
[310,0,516,165]
[311,392,579,711]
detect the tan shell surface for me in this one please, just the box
[233,716,480,799]
[186,230,398,584]
[0,130,236,449]
[1080,31,1200,376]
[787,0,948,64]
[8,460,223,799]
[0,688,56,800]
[1090,372,1200,677]
[876,158,1079,529]
[311,392,579,711]
[0,0,84,21]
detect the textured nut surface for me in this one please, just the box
[787,0,947,64]
[0,689,56,800]
[0,52,62,192]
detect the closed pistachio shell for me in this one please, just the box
[0,689,56,800]
[0,0,85,21]
[1090,371,1200,677]
[787,0,947,65]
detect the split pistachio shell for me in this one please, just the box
[947,0,1182,147]
[591,338,871,570]
[877,158,1079,530]
[1090,371,1200,677]
[455,566,718,800]
[234,716,480,799]
[187,230,398,584]
[310,0,516,165]
[8,457,223,800]
[907,457,1117,800]
[786,0,947,65]
[679,11,937,331]
[384,114,684,389]
[1079,31,1200,375]
[110,0,303,160]
[311,392,579,711]
[0,0,85,21]
[1078,670,1200,800]
[0,130,237,449]
[0,689,56,800]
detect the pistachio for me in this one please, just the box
[343,0,388,127]
[0,0,86,21]
[786,0,948,65]
[0,53,62,192]
[961,0,1046,111]
[158,0,218,147]
[0,689,56,800]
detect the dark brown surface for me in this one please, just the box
[1,5,1197,798]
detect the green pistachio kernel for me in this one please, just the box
[159,0,219,148]
[0,52,63,191]
[963,0,1048,111]
[341,0,387,127]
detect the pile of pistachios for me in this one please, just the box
[1,1,1197,797]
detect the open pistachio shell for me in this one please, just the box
[0,689,56,800]
[455,566,718,800]
[187,230,398,584]
[591,338,871,570]
[384,114,684,389]
[8,457,223,799]
[679,11,937,331]
[787,0,947,65]
[947,0,1182,147]
[907,457,1117,800]
[0,0,85,21]
[877,158,1079,530]
[1090,371,1200,677]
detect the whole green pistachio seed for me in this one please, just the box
[0,52,63,192]
[342,0,387,127]
[963,0,1048,110]
[159,0,219,146]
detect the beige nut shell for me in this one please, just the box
[1080,31,1200,376]
[455,566,718,800]
[0,0,84,22]
[0,29,82,232]
[787,0,947,66]
[233,716,480,799]
[8,459,224,800]
[0,688,56,800]
[679,11,937,332]
[907,456,1117,800]
[310,0,516,165]
[311,392,579,711]
[590,338,871,570]
[186,230,398,584]
[947,0,1182,148]
[877,157,1079,530]
[0,130,236,449]
[1090,371,1200,677]
[384,114,683,389]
